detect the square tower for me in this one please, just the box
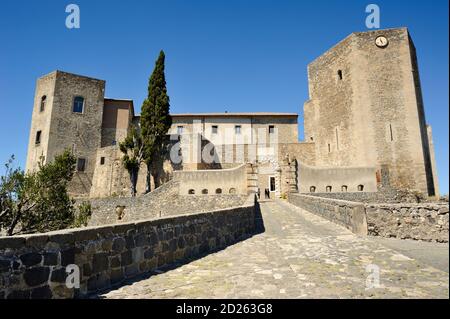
[304,28,439,196]
[26,71,106,197]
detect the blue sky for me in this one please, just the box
[0,0,448,194]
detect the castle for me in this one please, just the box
[25,28,439,199]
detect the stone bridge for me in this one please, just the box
[99,200,448,299]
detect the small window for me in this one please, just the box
[270,177,276,192]
[177,126,184,135]
[77,158,86,172]
[338,70,343,80]
[326,186,332,192]
[235,125,241,134]
[269,125,275,134]
[357,185,364,192]
[201,189,208,194]
[73,96,84,113]
[35,131,42,145]
[229,188,236,194]
[215,188,222,194]
[328,144,331,153]
[40,96,46,112]
[310,136,314,141]
[310,186,316,193]
[212,125,218,134]
[341,185,348,192]
[188,189,195,195]
[100,157,105,165]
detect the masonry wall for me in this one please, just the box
[298,162,377,193]
[0,197,256,299]
[288,194,368,235]
[87,180,248,226]
[366,203,449,242]
[174,164,248,195]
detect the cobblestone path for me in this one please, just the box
[100,200,449,299]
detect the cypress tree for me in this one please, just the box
[140,50,172,193]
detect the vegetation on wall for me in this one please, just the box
[0,151,92,236]
[140,50,172,193]
[119,126,144,197]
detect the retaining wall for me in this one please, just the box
[0,196,256,299]
[288,194,368,235]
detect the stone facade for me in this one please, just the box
[0,196,256,299]
[304,28,439,197]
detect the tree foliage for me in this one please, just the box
[119,126,144,196]
[0,150,80,236]
[140,50,172,192]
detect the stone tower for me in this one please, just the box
[304,28,439,196]
[25,71,105,197]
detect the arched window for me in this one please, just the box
[341,185,348,192]
[337,70,343,80]
[310,186,316,193]
[201,189,208,194]
[229,188,236,194]
[73,96,84,113]
[215,188,222,194]
[326,186,332,193]
[357,185,364,192]
[40,95,46,112]
[188,189,195,195]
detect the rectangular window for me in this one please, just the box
[212,125,218,134]
[269,176,276,192]
[73,96,84,113]
[77,158,86,172]
[35,131,42,145]
[177,126,184,135]
[100,157,105,165]
[235,125,241,134]
[269,125,275,134]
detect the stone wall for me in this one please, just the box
[0,196,256,299]
[88,180,248,226]
[288,194,368,235]
[298,162,377,193]
[365,203,449,242]
[174,164,248,195]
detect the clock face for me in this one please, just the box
[375,36,389,48]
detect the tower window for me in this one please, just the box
[35,131,42,145]
[235,125,241,134]
[358,184,364,192]
[40,96,46,112]
[77,158,86,172]
[328,143,331,153]
[389,124,394,141]
[100,157,105,165]
[326,186,332,192]
[212,125,218,134]
[337,70,343,80]
[177,126,184,135]
[73,96,85,113]
[310,186,316,193]
[341,185,348,192]
[269,125,275,134]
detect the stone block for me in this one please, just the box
[24,267,50,287]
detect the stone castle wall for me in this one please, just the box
[0,196,257,299]
[87,180,248,226]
